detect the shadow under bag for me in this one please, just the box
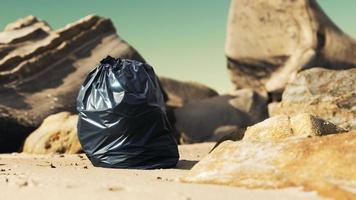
[76,56,179,169]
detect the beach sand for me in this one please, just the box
[0,143,322,200]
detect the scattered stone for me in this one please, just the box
[107,186,123,192]
[271,68,356,130]
[226,0,356,93]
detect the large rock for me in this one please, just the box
[174,89,267,143]
[0,15,145,152]
[226,0,356,93]
[271,68,355,130]
[181,132,356,199]
[23,112,81,154]
[244,113,346,142]
[159,77,218,107]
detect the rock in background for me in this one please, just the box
[0,15,145,152]
[23,112,80,154]
[174,89,267,143]
[270,68,355,130]
[159,77,218,107]
[226,0,356,94]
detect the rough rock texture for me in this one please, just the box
[181,132,356,199]
[0,15,145,152]
[243,113,346,142]
[271,68,355,130]
[159,77,218,107]
[174,89,267,143]
[226,0,356,93]
[23,112,81,154]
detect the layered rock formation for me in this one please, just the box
[270,68,355,130]
[174,89,267,143]
[0,15,145,152]
[181,123,355,199]
[226,0,356,93]
[23,112,80,154]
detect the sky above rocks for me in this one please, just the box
[1,0,355,92]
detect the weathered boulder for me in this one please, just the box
[226,0,356,93]
[181,132,356,199]
[0,15,145,152]
[271,68,355,130]
[23,112,81,154]
[174,89,267,143]
[244,113,346,142]
[159,77,218,107]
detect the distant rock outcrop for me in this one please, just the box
[226,0,356,94]
[23,112,81,154]
[0,15,145,152]
[270,68,355,130]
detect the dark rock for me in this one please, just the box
[159,77,218,107]
[174,89,267,143]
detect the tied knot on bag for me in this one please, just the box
[100,55,122,68]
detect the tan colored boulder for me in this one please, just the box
[159,77,218,107]
[23,112,81,154]
[0,15,145,152]
[244,113,346,142]
[181,132,356,199]
[271,68,355,130]
[226,0,356,93]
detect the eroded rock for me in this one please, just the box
[181,132,356,199]
[271,68,355,130]
[23,112,81,154]
[226,0,356,93]
[0,15,145,152]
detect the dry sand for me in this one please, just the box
[0,143,323,200]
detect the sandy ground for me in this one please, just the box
[0,143,323,200]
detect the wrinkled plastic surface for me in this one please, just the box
[76,56,179,169]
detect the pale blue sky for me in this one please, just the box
[1,0,355,92]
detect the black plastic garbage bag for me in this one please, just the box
[76,56,179,169]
